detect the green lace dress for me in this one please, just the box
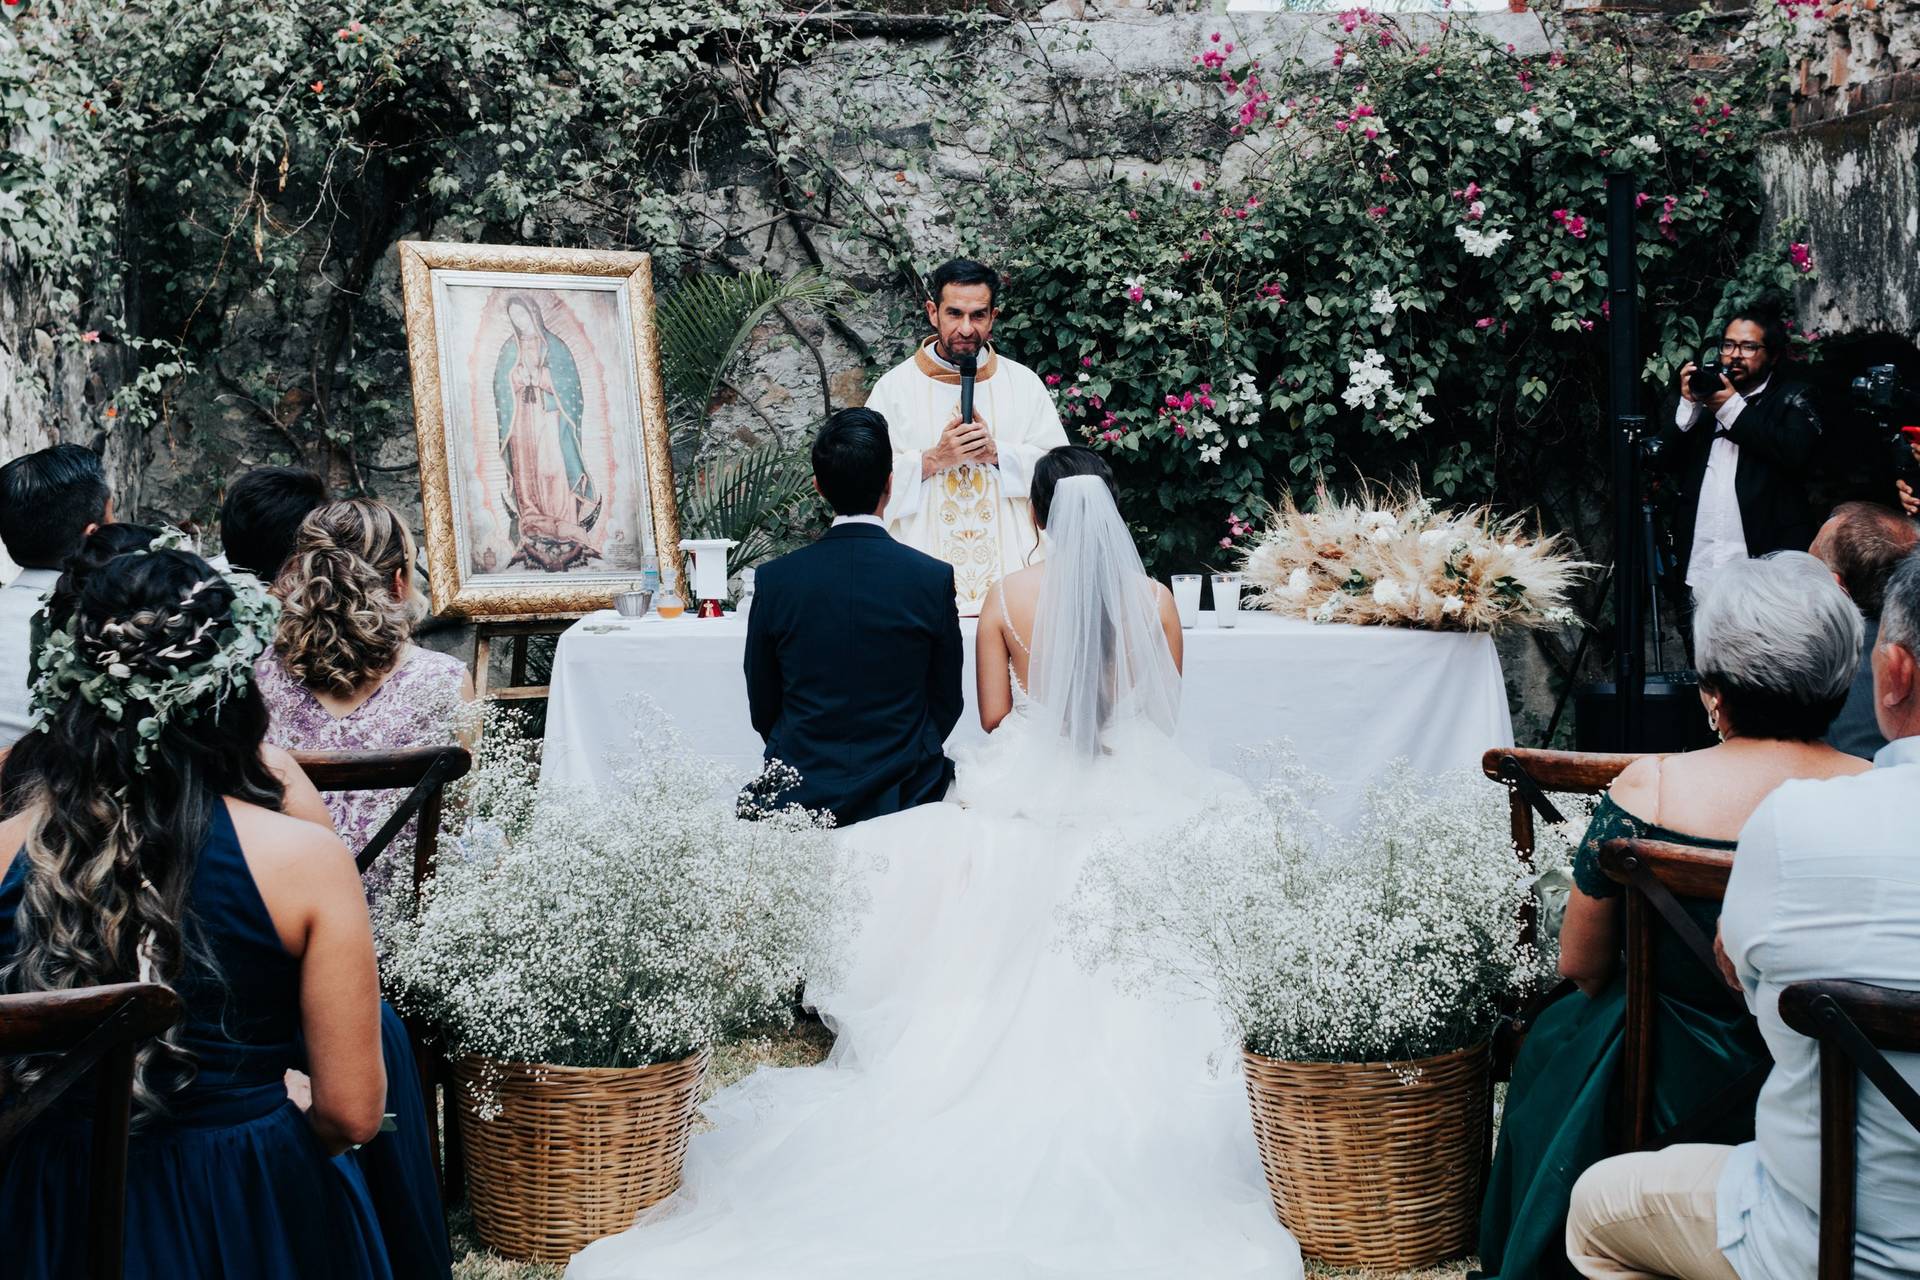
[1475,794,1766,1280]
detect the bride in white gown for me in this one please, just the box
[567,450,1305,1279]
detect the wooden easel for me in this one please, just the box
[471,618,575,702]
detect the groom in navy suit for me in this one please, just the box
[744,407,964,826]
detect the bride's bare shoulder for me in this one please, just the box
[1001,565,1046,596]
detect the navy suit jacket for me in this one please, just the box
[743,522,964,826]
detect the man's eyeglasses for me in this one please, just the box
[1718,340,1766,356]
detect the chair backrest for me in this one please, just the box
[291,746,472,888]
[1482,748,1642,942]
[0,982,185,1280]
[1778,980,1920,1280]
[1599,836,1758,1152]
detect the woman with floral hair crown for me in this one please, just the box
[0,541,394,1279]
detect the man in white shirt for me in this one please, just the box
[0,444,113,747]
[1657,312,1822,603]
[1565,550,1920,1279]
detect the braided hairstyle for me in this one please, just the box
[0,549,284,1115]
[274,498,419,698]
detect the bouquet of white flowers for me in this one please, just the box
[380,714,848,1071]
[1239,486,1586,633]
[1068,757,1584,1064]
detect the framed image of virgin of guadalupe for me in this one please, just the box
[398,241,682,619]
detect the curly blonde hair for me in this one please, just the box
[274,499,419,697]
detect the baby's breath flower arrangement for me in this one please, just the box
[1239,486,1587,633]
[1069,758,1582,1064]
[380,713,848,1073]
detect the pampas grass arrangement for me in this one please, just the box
[1239,487,1587,633]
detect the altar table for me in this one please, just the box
[539,610,1514,832]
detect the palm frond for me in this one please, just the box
[656,270,845,427]
[676,441,818,575]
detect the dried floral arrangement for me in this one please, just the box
[1238,488,1586,632]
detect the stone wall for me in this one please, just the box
[1759,0,1920,346]
[0,252,137,578]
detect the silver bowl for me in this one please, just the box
[613,589,653,617]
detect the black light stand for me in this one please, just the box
[1606,172,1646,751]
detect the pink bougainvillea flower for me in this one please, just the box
[1127,285,1146,303]
[1081,355,1095,368]
[1210,30,1221,41]
[1550,208,1568,223]
[1089,395,1104,409]
[311,80,325,94]
[1475,317,1494,329]
[1046,373,1062,387]
[1789,242,1814,273]
[1335,120,1351,132]
[1580,319,1595,331]
[1174,424,1188,437]
[1225,42,1234,52]
[80,330,100,343]
[1566,215,1588,239]
[1192,180,1205,191]
[1550,271,1563,281]
[1366,205,1388,218]
[1635,191,1650,208]
[1363,127,1378,140]
[1220,537,1235,549]
[1067,386,1081,397]
[1602,299,1612,319]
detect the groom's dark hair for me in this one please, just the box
[813,407,893,516]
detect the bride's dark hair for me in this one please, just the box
[1031,447,1119,529]
[0,548,284,1115]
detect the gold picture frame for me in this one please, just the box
[398,240,682,619]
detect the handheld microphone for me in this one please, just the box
[958,353,977,428]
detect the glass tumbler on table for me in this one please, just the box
[1170,574,1202,630]
[1211,573,1242,628]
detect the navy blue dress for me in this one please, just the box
[0,802,395,1279]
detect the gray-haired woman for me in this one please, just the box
[1478,551,1870,1280]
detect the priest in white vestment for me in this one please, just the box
[865,259,1069,614]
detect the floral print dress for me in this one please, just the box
[257,645,466,907]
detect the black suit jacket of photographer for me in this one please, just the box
[743,521,964,827]
[1653,377,1822,582]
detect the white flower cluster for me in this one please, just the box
[1369,286,1397,319]
[1455,223,1513,259]
[1626,134,1661,156]
[1119,273,1183,314]
[1339,349,1433,432]
[1493,107,1545,142]
[1066,757,1566,1064]
[380,711,853,1079]
[1186,372,1262,465]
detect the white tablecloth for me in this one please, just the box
[541,610,1514,832]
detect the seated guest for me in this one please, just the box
[257,498,471,902]
[1810,501,1919,760]
[0,444,111,747]
[219,465,329,581]
[1567,550,1920,1280]
[0,546,391,1279]
[1478,553,1870,1280]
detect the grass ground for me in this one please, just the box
[449,1021,1478,1280]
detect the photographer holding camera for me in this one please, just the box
[1657,310,1822,598]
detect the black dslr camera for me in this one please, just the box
[1688,356,1732,401]
[1850,363,1920,485]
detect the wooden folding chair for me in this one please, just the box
[1778,980,1920,1280]
[1598,836,1768,1152]
[0,982,185,1280]
[290,744,473,1200]
[1481,748,1643,1067]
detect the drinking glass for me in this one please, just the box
[1211,573,1242,628]
[1170,574,1202,630]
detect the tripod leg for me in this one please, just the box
[1641,500,1663,673]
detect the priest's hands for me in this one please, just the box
[923,410,998,478]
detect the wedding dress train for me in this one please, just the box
[566,479,1305,1279]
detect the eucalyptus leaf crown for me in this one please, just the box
[28,530,281,762]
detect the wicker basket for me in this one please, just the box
[453,1048,710,1263]
[1242,1041,1491,1270]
